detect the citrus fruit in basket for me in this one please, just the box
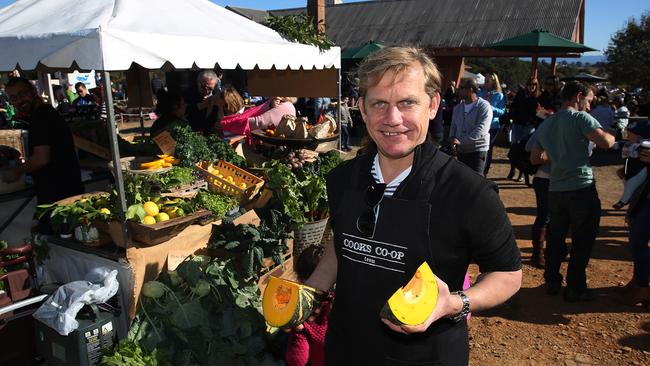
[143,216,157,225]
[143,201,159,216]
[155,212,170,222]
[99,208,111,215]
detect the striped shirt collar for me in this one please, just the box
[371,154,412,197]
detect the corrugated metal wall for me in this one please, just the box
[266,0,582,50]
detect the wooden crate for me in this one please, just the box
[0,129,27,158]
[196,160,264,203]
[127,209,212,246]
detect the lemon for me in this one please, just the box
[143,216,156,225]
[99,208,111,215]
[143,201,159,216]
[155,212,170,222]
[239,182,247,189]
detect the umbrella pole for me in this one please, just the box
[103,71,130,248]
[531,56,538,80]
[550,57,557,76]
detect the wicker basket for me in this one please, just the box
[161,180,208,199]
[0,129,28,158]
[195,160,264,203]
[292,217,329,259]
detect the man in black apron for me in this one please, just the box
[302,47,522,365]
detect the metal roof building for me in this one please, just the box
[227,0,586,84]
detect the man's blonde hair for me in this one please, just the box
[356,46,442,100]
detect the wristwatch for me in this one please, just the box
[449,291,470,323]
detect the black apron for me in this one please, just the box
[325,159,468,366]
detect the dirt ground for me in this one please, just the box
[467,146,650,366]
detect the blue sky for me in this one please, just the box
[1,0,647,55]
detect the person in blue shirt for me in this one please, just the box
[478,73,506,176]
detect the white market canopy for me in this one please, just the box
[0,0,340,72]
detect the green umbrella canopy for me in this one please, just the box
[486,29,597,53]
[341,41,385,60]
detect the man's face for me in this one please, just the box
[198,78,217,98]
[76,85,87,97]
[578,90,594,112]
[457,82,472,99]
[359,62,439,160]
[6,83,37,116]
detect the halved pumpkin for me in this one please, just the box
[380,262,438,326]
[262,276,320,328]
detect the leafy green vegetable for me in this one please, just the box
[192,190,238,218]
[100,339,168,366]
[130,256,284,366]
[171,125,246,168]
[262,151,339,227]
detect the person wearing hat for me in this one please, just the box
[612,119,650,209]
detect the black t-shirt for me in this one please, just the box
[27,104,83,203]
[184,89,220,136]
[327,140,521,289]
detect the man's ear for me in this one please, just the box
[429,93,441,120]
[358,97,367,121]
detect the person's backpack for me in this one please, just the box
[507,133,538,175]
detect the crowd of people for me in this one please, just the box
[440,69,649,305]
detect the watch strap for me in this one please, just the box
[449,291,470,323]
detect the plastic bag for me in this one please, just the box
[33,267,119,336]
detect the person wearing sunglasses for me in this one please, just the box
[295,47,522,365]
[449,77,492,176]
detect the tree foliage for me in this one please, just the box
[263,14,334,51]
[605,12,650,89]
[464,57,580,91]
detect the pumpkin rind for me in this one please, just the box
[263,276,320,328]
[380,262,438,326]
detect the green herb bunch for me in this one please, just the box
[192,191,239,218]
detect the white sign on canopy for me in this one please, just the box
[0,0,342,247]
[0,0,340,71]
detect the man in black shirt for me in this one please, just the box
[3,78,83,209]
[297,47,522,365]
[185,70,223,135]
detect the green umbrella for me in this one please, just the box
[486,29,596,79]
[486,29,597,53]
[341,41,384,60]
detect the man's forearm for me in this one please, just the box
[463,270,522,312]
[305,240,337,292]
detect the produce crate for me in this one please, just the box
[54,191,109,205]
[196,160,264,203]
[0,129,28,158]
[127,209,212,246]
